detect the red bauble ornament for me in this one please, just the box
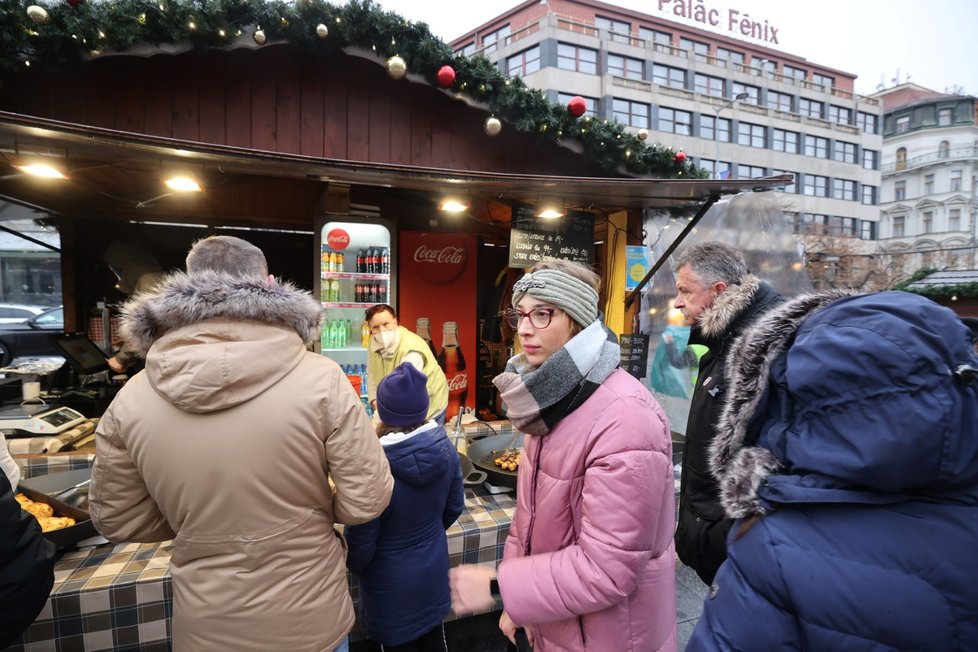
[674,150,687,163]
[567,96,587,118]
[436,65,456,89]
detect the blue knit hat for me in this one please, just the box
[377,363,429,426]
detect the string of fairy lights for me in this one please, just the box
[1,0,706,179]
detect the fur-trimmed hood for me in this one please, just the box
[697,275,772,341]
[710,290,978,519]
[119,271,323,413]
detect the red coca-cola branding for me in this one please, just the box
[446,373,468,391]
[412,235,467,284]
[326,228,351,250]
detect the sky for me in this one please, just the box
[367,0,978,97]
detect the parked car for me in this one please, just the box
[0,306,64,366]
[0,304,48,324]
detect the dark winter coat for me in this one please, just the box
[345,421,464,647]
[688,291,978,651]
[674,274,782,585]
[0,472,56,649]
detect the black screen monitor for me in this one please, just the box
[48,332,110,376]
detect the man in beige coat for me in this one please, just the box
[90,236,393,651]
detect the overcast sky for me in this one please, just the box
[367,0,978,97]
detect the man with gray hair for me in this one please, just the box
[672,241,782,585]
[90,235,392,651]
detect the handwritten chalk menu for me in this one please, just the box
[508,203,594,269]
[620,334,650,379]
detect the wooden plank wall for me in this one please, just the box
[2,46,608,178]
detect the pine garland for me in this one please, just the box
[893,267,978,300]
[0,0,706,179]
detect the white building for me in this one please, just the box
[450,0,883,247]
[875,83,978,275]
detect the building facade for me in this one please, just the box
[875,83,978,278]
[450,0,883,254]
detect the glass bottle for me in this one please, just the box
[437,321,467,422]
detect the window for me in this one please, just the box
[938,140,950,158]
[612,99,650,128]
[456,42,476,57]
[827,216,856,237]
[694,73,724,97]
[783,64,807,80]
[861,185,877,205]
[738,122,765,148]
[863,149,878,170]
[640,27,672,52]
[680,37,709,62]
[922,211,933,233]
[768,90,792,112]
[596,15,630,33]
[892,216,905,237]
[798,98,824,119]
[771,170,796,193]
[896,147,907,171]
[800,213,827,234]
[857,111,878,134]
[772,128,799,154]
[833,141,857,164]
[507,46,540,76]
[804,175,829,197]
[894,181,906,201]
[827,105,851,125]
[658,107,692,135]
[738,164,766,179]
[716,47,745,64]
[558,92,598,117]
[860,220,876,240]
[698,159,731,178]
[949,208,961,230]
[607,54,643,79]
[833,179,856,201]
[895,115,910,133]
[652,64,684,88]
[557,43,597,73]
[482,24,511,54]
[951,170,963,192]
[755,58,777,78]
[805,135,829,158]
[812,73,834,88]
[731,82,760,105]
[924,174,934,194]
[699,115,731,142]
[938,108,953,126]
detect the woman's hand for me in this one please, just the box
[498,611,517,645]
[449,565,496,615]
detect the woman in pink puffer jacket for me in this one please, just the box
[451,259,677,651]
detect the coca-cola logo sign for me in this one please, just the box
[326,228,351,250]
[411,236,467,284]
[447,373,468,392]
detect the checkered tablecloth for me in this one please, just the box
[17,451,96,480]
[9,486,516,651]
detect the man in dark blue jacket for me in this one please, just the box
[672,242,782,585]
[689,290,978,650]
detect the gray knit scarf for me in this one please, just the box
[493,321,621,436]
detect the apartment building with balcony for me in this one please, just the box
[450,0,883,248]
[875,83,978,275]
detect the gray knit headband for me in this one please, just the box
[511,269,599,328]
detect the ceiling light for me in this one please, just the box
[164,176,202,192]
[537,207,563,219]
[439,199,468,213]
[15,162,66,179]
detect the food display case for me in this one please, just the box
[315,218,396,415]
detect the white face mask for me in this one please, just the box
[371,329,399,356]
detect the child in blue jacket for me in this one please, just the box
[346,363,464,651]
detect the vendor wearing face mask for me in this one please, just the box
[365,304,449,425]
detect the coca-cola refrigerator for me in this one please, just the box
[314,217,396,415]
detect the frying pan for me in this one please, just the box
[466,432,525,489]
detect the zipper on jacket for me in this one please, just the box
[524,435,543,556]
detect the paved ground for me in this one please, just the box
[351,563,707,651]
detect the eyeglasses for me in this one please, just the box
[505,307,556,329]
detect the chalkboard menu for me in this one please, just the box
[620,334,650,379]
[508,203,594,269]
